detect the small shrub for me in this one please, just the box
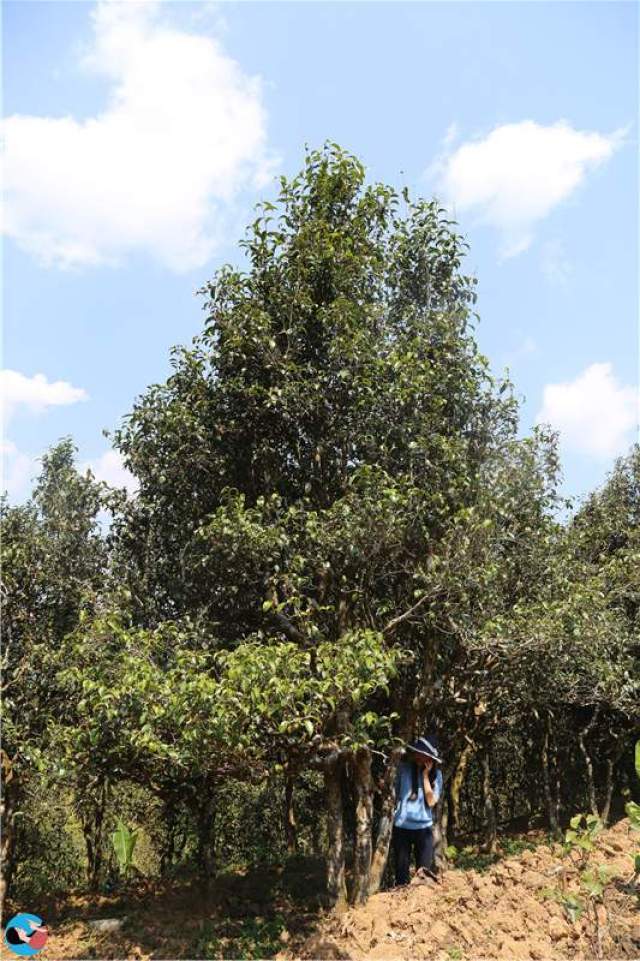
[111,819,139,879]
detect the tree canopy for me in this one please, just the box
[2,145,638,917]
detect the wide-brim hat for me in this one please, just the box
[405,736,443,764]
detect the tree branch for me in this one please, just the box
[383,589,437,635]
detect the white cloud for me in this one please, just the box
[82,449,138,495]
[536,363,638,458]
[431,121,624,257]
[0,369,88,501]
[1,369,88,424]
[2,1,275,271]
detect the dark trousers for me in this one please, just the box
[392,825,434,885]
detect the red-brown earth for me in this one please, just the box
[277,818,639,961]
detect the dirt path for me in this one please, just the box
[278,819,639,961]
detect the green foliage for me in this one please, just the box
[3,147,640,915]
[627,800,640,832]
[541,887,584,923]
[10,782,85,901]
[626,740,640,884]
[447,845,498,873]
[111,819,139,878]
[561,894,584,924]
[626,740,640,832]
[542,814,612,926]
[1,439,113,781]
[190,916,286,960]
[580,864,610,899]
[498,837,537,857]
[563,814,603,864]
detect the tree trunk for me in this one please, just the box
[80,779,108,890]
[324,753,347,909]
[578,706,601,818]
[284,771,298,855]
[552,740,562,831]
[160,798,178,877]
[480,749,497,854]
[450,742,474,838]
[311,815,322,856]
[368,748,403,895]
[432,796,447,872]
[541,719,561,838]
[195,794,216,882]
[351,748,374,904]
[0,764,19,919]
[600,744,623,826]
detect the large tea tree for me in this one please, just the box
[565,444,640,812]
[0,440,112,910]
[55,606,404,885]
[113,144,521,903]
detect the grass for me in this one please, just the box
[446,830,551,873]
[188,915,287,960]
[446,845,499,872]
[498,836,537,857]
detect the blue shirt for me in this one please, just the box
[394,760,443,829]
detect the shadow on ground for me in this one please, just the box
[4,855,327,960]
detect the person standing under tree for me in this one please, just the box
[392,736,443,885]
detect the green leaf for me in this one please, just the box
[111,819,138,878]
[625,800,640,830]
[562,895,583,923]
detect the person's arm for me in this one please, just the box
[422,766,441,807]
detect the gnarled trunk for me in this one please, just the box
[480,749,497,854]
[434,793,448,871]
[160,797,188,877]
[601,756,614,826]
[600,742,624,826]
[351,747,373,904]
[79,778,109,891]
[368,747,403,895]
[578,706,601,817]
[541,717,561,837]
[450,741,474,838]
[195,794,216,882]
[284,771,298,854]
[324,753,347,909]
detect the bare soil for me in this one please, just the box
[278,818,639,961]
[3,820,637,960]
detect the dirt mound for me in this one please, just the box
[278,819,639,960]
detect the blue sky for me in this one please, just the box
[2,0,638,507]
